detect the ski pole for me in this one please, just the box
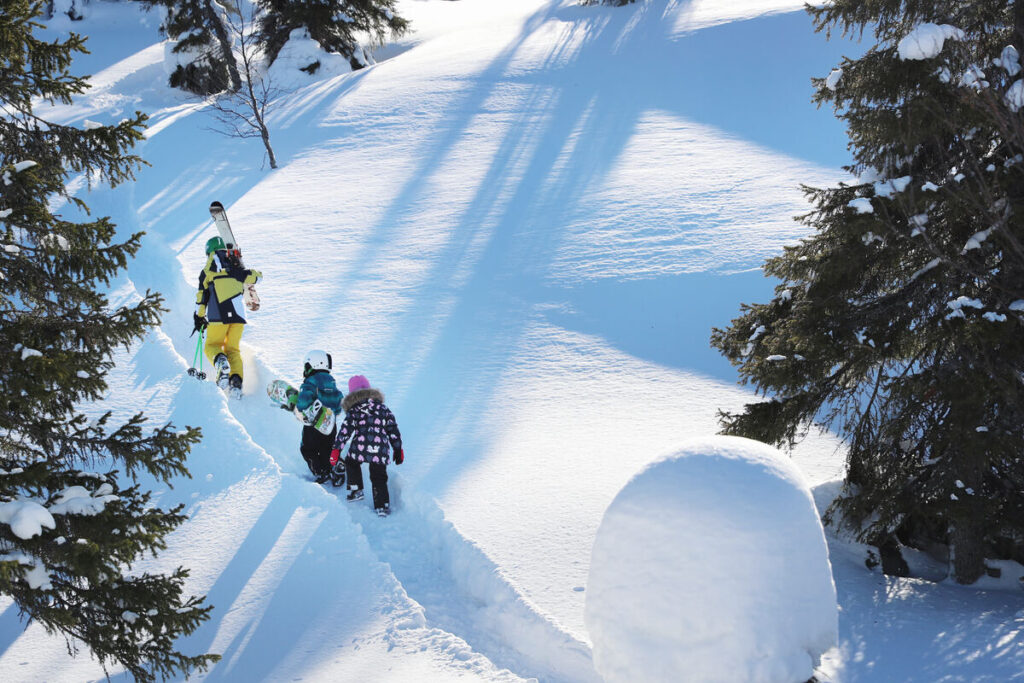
[198,327,208,378]
[188,329,207,380]
[198,328,205,374]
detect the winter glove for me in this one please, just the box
[191,312,208,336]
[393,449,404,465]
[330,448,341,467]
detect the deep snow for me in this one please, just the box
[1,1,1023,681]
[585,437,837,683]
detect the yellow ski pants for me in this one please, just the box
[205,322,245,379]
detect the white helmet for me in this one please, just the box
[304,350,332,376]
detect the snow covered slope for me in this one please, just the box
[1,1,1022,681]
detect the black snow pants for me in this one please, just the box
[345,456,389,510]
[300,425,336,478]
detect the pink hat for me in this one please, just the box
[348,375,370,393]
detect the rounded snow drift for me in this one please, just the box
[584,435,837,683]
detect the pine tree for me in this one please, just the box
[710,1,1024,584]
[137,0,242,94]
[0,2,218,678]
[136,0,408,93]
[257,0,408,72]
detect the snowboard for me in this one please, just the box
[267,379,336,435]
[209,201,260,311]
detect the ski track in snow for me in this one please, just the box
[226,352,599,682]
[352,498,598,683]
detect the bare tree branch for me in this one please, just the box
[202,0,285,169]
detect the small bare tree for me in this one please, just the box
[205,0,282,169]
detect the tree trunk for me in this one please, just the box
[1015,0,1024,57]
[876,534,909,577]
[249,87,277,169]
[951,518,985,584]
[204,0,241,92]
[261,125,278,169]
[846,447,870,488]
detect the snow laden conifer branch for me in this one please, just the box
[0,2,217,679]
[134,0,242,94]
[711,0,1024,585]
[258,0,408,72]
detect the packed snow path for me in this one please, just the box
[352,498,597,682]
[228,356,599,682]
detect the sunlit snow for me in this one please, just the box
[2,1,1022,682]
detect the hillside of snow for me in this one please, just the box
[2,0,1023,681]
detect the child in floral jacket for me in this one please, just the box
[330,375,404,516]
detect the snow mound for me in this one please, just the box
[825,68,843,91]
[0,499,56,540]
[848,197,873,214]
[1006,79,1024,112]
[267,29,355,83]
[897,23,965,61]
[584,435,837,683]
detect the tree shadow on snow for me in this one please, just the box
[321,0,858,491]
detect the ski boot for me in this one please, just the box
[330,462,346,488]
[314,470,331,485]
[214,353,231,390]
[228,374,243,400]
[346,488,364,502]
[375,504,390,518]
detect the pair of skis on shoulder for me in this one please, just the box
[209,201,260,312]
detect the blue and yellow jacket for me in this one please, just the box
[196,250,261,324]
[297,370,344,413]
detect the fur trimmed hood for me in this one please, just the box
[343,387,384,412]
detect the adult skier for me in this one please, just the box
[291,351,344,484]
[193,236,262,398]
[330,375,404,517]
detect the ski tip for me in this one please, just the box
[210,201,224,213]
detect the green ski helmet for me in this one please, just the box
[205,236,226,255]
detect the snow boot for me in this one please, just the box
[375,504,390,518]
[346,488,364,502]
[330,463,346,488]
[228,373,243,400]
[214,353,231,389]
[314,470,331,485]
